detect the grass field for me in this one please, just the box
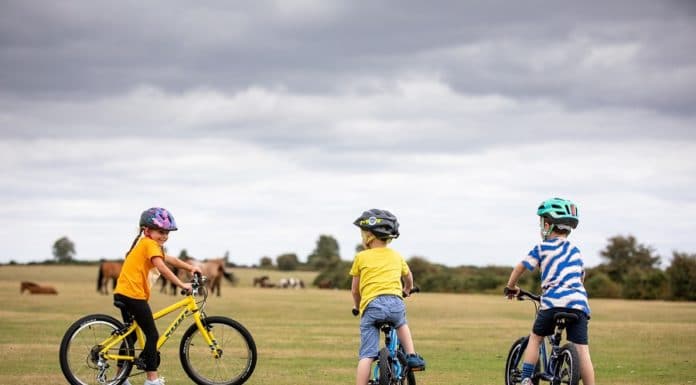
[1,264,695,385]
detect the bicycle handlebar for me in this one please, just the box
[180,272,206,296]
[503,286,540,302]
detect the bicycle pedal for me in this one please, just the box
[410,366,426,372]
[134,358,147,370]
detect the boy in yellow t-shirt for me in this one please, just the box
[350,209,425,385]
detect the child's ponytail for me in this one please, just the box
[124,228,143,258]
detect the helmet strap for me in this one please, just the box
[540,217,554,240]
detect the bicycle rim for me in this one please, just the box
[554,344,580,385]
[60,315,133,385]
[180,316,257,385]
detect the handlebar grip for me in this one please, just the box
[352,308,359,317]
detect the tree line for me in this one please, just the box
[33,233,696,301]
[310,234,696,301]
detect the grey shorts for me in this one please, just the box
[359,295,407,359]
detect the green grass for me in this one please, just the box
[1,265,695,385]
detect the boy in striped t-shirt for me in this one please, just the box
[505,198,595,385]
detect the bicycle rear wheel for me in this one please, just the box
[505,336,539,385]
[59,314,133,385]
[553,343,580,385]
[180,316,257,385]
[377,348,392,385]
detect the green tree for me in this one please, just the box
[52,236,76,262]
[307,235,341,270]
[622,267,668,300]
[599,235,660,283]
[276,253,300,271]
[259,256,273,268]
[178,249,191,261]
[584,269,622,298]
[313,260,352,289]
[666,252,696,301]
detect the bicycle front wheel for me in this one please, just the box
[59,314,133,385]
[554,343,580,385]
[180,316,257,385]
[505,336,539,385]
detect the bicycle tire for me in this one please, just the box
[504,336,539,385]
[396,348,417,385]
[59,314,133,385]
[377,348,392,385]
[553,343,580,385]
[180,316,257,385]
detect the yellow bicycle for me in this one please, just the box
[59,274,257,385]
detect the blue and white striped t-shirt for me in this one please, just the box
[522,238,590,316]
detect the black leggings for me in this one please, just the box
[113,294,160,371]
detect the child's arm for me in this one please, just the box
[152,257,189,290]
[164,255,202,276]
[402,271,414,296]
[505,262,527,293]
[351,276,361,311]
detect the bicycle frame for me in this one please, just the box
[507,287,573,384]
[371,324,406,382]
[99,293,219,364]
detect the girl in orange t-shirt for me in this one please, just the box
[114,207,201,385]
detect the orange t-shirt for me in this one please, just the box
[114,237,163,300]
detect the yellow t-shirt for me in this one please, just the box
[349,247,410,314]
[114,237,163,300]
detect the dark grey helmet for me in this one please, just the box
[353,209,400,240]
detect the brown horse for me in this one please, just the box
[184,258,236,296]
[253,276,276,288]
[97,261,123,295]
[20,281,58,295]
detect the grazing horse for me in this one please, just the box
[279,277,305,289]
[97,261,123,295]
[183,258,236,297]
[253,276,276,288]
[317,279,333,289]
[253,276,270,287]
[20,281,58,295]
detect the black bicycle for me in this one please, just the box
[504,287,580,385]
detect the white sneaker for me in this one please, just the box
[521,378,532,385]
[144,378,165,385]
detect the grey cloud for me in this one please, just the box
[2,1,695,116]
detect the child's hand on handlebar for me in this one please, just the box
[504,286,520,299]
[181,282,193,294]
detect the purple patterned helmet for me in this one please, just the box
[139,207,178,231]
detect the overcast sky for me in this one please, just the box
[1,1,695,269]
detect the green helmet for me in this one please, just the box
[537,197,579,229]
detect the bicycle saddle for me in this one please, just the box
[113,300,126,310]
[553,312,579,323]
[375,321,396,330]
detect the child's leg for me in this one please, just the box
[356,357,373,385]
[521,333,543,379]
[395,324,415,354]
[575,343,595,385]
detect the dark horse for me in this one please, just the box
[97,261,123,295]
